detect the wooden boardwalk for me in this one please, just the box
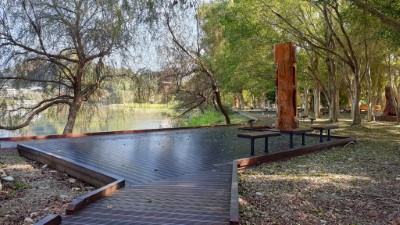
[14,126,350,224]
[62,165,232,225]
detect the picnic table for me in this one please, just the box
[237,131,281,155]
[311,125,339,142]
[276,128,314,148]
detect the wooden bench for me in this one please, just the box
[311,125,339,142]
[277,128,313,148]
[237,131,281,155]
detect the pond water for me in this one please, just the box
[0,105,175,138]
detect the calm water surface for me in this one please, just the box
[0,106,174,138]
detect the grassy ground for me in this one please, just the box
[239,118,400,225]
[178,110,248,127]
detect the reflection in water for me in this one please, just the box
[0,106,174,138]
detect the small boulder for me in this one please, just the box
[85,186,95,191]
[68,178,76,184]
[71,187,81,191]
[0,169,6,178]
[2,176,14,182]
[41,164,48,169]
[24,217,34,224]
[58,195,68,201]
[29,212,39,218]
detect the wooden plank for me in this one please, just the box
[237,131,281,138]
[34,214,62,225]
[18,144,118,187]
[66,179,125,215]
[278,128,313,134]
[230,161,239,225]
[0,124,239,142]
[311,125,339,130]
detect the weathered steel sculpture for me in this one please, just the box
[274,42,298,130]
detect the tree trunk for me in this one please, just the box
[352,82,362,125]
[303,88,309,116]
[63,100,82,134]
[329,87,340,122]
[239,91,245,109]
[366,68,373,122]
[214,90,231,124]
[314,84,321,118]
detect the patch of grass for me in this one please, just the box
[14,181,31,191]
[239,120,400,224]
[178,110,247,127]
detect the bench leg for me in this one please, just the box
[250,138,255,156]
[327,129,331,141]
[319,129,323,142]
[289,134,294,148]
[301,133,306,146]
[264,137,269,153]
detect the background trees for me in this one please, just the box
[1,0,400,134]
[0,0,140,133]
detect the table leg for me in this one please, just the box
[264,137,269,153]
[319,129,323,142]
[327,129,331,141]
[251,138,255,155]
[301,133,306,146]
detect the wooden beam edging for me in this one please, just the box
[236,137,356,169]
[1,124,240,142]
[230,161,239,225]
[34,214,62,225]
[66,178,125,215]
[18,144,126,223]
[17,144,121,187]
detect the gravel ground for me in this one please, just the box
[0,148,93,225]
[239,120,400,225]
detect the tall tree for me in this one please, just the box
[348,0,400,33]
[164,2,232,124]
[260,0,383,125]
[0,0,145,133]
[201,0,279,109]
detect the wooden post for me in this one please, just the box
[275,42,298,130]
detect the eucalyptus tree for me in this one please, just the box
[259,0,386,125]
[348,0,400,123]
[0,0,151,133]
[348,0,400,34]
[163,1,233,124]
[201,0,279,109]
